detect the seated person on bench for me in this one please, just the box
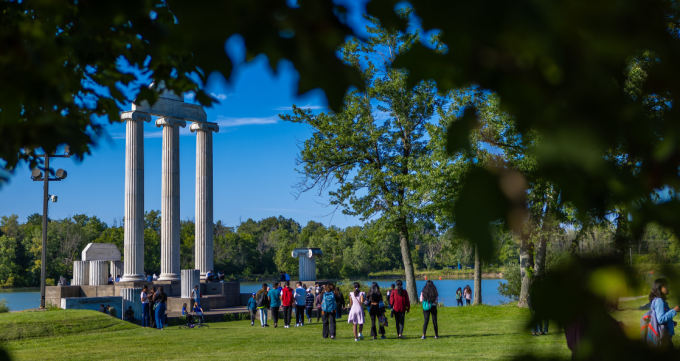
[206,270,214,283]
[182,303,193,325]
[125,306,136,322]
[193,303,205,323]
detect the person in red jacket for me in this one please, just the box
[280,281,295,328]
[389,279,410,339]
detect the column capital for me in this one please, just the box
[121,111,151,122]
[190,122,219,133]
[155,117,187,128]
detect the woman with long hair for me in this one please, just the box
[456,287,463,307]
[389,280,410,339]
[420,280,439,339]
[464,285,472,305]
[153,286,167,330]
[321,283,337,339]
[347,282,366,341]
[256,283,270,328]
[368,282,386,339]
[148,287,156,329]
[648,278,680,350]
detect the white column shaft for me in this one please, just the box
[158,118,185,281]
[195,129,213,278]
[121,111,150,282]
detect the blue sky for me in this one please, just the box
[0,1,379,229]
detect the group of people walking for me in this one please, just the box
[455,285,472,306]
[249,279,441,340]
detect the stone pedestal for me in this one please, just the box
[110,261,124,280]
[157,117,186,281]
[121,111,151,282]
[121,288,142,321]
[89,260,108,286]
[291,248,322,281]
[181,269,200,298]
[73,261,89,286]
[191,122,219,279]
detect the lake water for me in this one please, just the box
[240,279,511,306]
[0,288,41,311]
[0,279,510,311]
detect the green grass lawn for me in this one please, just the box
[2,298,663,361]
[1,305,570,360]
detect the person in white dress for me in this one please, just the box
[347,282,365,341]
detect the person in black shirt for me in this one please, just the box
[368,282,386,339]
[153,286,168,330]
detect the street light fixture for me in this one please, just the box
[31,147,70,309]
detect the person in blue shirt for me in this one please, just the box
[649,278,679,350]
[247,293,258,326]
[146,274,153,282]
[182,303,193,325]
[268,282,282,328]
[193,303,205,323]
[294,282,306,326]
[285,273,291,281]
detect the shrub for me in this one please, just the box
[45,278,56,286]
[0,299,10,313]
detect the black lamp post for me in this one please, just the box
[31,146,70,309]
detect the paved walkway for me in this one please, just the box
[619,295,646,302]
[166,305,249,319]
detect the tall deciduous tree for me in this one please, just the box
[281,10,441,303]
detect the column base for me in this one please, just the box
[120,274,145,282]
[200,272,207,280]
[158,273,180,281]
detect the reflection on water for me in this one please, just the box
[240,279,511,306]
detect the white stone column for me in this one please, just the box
[190,122,219,279]
[156,117,186,281]
[121,111,151,282]
[181,269,201,298]
[89,260,108,286]
[73,261,89,286]
[121,288,143,321]
[110,261,124,281]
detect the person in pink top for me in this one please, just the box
[347,282,365,341]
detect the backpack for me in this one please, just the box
[641,298,669,348]
[322,292,336,313]
[422,300,432,311]
[256,291,268,308]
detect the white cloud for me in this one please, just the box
[184,92,195,99]
[214,115,278,127]
[210,93,228,101]
[144,131,163,138]
[274,103,326,111]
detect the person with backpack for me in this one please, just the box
[367,282,386,340]
[280,281,295,328]
[256,283,270,328]
[315,288,323,322]
[305,288,315,324]
[644,278,679,350]
[268,282,282,328]
[348,282,366,341]
[321,284,338,339]
[389,280,410,339]
[247,292,258,326]
[456,287,463,307]
[420,280,439,339]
